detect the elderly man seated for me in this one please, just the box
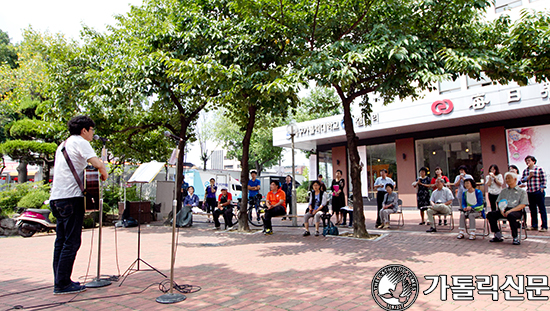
[426,178,454,233]
[487,172,528,245]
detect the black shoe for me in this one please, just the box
[426,227,437,233]
[513,238,520,245]
[54,283,86,295]
[444,220,448,226]
[490,237,503,243]
[303,231,310,236]
[438,220,442,226]
[419,222,425,225]
[282,217,287,220]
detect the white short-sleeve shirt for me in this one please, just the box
[49,135,97,201]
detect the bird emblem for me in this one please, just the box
[378,270,414,306]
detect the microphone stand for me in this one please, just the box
[156,137,186,304]
[86,198,111,288]
[87,142,111,288]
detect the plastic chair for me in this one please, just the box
[390,199,404,227]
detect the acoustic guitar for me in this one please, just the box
[84,166,100,211]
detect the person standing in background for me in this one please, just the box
[374,169,394,227]
[205,178,217,223]
[318,174,327,191]
[281,175,293,220]
[485,164,504,212]
[413,167,431,225]
[331,170,346,225]
[522,155,547,232]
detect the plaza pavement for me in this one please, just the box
[1,204,549,311]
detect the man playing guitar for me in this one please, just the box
[49,116,108,295]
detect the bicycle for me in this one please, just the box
[247,194,264,227]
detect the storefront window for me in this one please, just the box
[366,143,397,198]
[415,133,482,184]
[318,150,333,188]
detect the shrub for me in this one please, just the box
[83,217,95,229]
[17,190,50,209]
[0,181,50,212]
[102,184,140,213]
[296,188,309,203]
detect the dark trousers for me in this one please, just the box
[376,191,386,226]
[51,197,85,290]
[527,190,547,229]
[263,205,286,231]
[213,207,233,228]
[487,210,522,238]
[206,197,217,214]
[285,198,292,215]
[342,209,353,226]
[488,193,499,212]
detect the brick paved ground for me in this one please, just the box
[1,207,549,311]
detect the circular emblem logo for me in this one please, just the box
[371,264,419,311]
[431,99,454,115]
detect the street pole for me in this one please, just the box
[291,132,297,227]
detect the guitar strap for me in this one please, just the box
[61,140,86,195]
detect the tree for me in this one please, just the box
[195,111,219,170]
[237,0,550,237]
[440,8,550,85]
[212,109,284,176]
[206,2,302,231]
[0,29,18,69]
[44,0,246,212]
[0,29,66,182]
[292,86,341,123]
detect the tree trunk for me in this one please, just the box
[255,161,263,177]
[238,105,257,232]
[43,161,52,184]
[341,97,369,238]
[175,124,188,214]
[17,160,28,183]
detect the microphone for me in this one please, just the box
[164,131,182,141]
[93,134,110,142]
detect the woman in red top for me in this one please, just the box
[430,166,450,226]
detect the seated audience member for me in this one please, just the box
[457,179,484,240]
[426,178,454,233]
[263,181,286,235]
[487,172,528,245]
[213,187,234,230]
[303,180,327,237]
[377,184,398,230]
[176,186,198,227]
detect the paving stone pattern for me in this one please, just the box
[1,210,549,310]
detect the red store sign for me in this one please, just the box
[431,99,454,115]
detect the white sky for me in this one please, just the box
[0,0,143,44]
[0,0,308,168]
